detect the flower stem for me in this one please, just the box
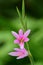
[21,0,34,65]
[26,42,34,65]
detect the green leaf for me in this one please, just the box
[16,7,25,31]
[16,7,21,19]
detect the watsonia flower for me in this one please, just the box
[12,29,31,49]
[9,48,28,59]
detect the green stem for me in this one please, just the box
[21,17,34,65]
[29,55,34,65]
[21,0,34,64]
[26,43,34,65]
[24,18,34,65]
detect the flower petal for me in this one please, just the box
[24,38,29,42]
[14,39,19,44]
[19,29,23,37]
[14,48,21,51]
[11,31,19,38]
[24,30,31,37]
[9,52,21,56]
[19,42,24,49]
[16,55,27,59]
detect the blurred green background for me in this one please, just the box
[0,0,43,65]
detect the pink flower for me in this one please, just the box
[12,29,31,49]
[9,48,28,59]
